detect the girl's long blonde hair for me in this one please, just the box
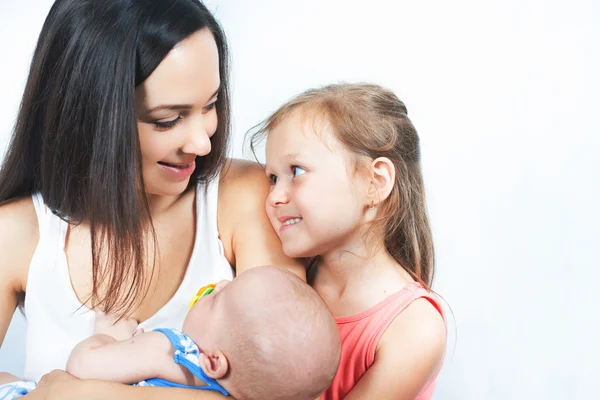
[250,83,434,289]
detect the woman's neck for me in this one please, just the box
[146,190,190,218]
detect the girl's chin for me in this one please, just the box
[282,244,312,260]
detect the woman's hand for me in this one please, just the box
[23,370,82,400]
[24,370,229,400]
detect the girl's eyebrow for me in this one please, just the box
[264,153,304,175]
[283,153,302,162]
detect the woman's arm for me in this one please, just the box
[218,159,306,279]
[24,370,228,400]
[344,299,446,400]
[0,198,38,347]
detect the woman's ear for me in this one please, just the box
[367,157,395,207]
[199,349,229,379]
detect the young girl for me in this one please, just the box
[252,83,446,400]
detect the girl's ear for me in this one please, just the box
[367,157,395,208]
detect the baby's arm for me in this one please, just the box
[66,312,192,384]
[66,330,192,384]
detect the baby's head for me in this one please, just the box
[183,266,340,400]
[250,83,435,289]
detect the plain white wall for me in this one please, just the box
[1,1,598,398]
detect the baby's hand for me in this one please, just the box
[93,311,139,341]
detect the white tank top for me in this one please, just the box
[21,178,234,381]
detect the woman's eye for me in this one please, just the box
[292,166,306,177]
[153,116,182,130]
[204,101,217,113]
[269,174,278,185]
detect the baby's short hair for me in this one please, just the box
[222,266,340,400]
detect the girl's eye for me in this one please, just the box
[269,174,278,185]
[292,166,306,177]
[153,116,182,130]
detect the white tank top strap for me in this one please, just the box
[197,176,227,259]
[30,191,69,246]
[28,192,70,288]
[30,192,46,227]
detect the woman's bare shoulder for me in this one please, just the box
[216,158,304,277]
[218,158,268,221]
[219,158,265,188]
[0,197,39,291]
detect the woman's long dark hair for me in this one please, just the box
[0,0,230,315]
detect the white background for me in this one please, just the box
[1,1,598,398]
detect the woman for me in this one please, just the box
[0,0,302,398]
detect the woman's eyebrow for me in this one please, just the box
[145,85,221,114]
[146,104,193,113]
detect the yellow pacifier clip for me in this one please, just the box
[189,283,216,309]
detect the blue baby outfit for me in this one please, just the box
[136,328,228,395]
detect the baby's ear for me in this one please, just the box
[199,350,229,379]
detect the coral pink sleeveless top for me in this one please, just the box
[324,282,444,400]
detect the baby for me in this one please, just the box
[0,266,341,400]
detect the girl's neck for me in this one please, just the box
[311,245,415,317]
[314,241,412,293]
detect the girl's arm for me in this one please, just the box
[344,299,446,400]
[66,331,190,385]
[0,198,38,348]
[218,159,306,279]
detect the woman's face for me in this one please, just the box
[136,28,220,198]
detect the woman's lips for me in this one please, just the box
[157,159,196,179]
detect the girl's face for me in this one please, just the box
[264,110,370,258]
[136,28,220,198]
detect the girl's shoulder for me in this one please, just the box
[381,295,445,348]
[373,295,446,394]
[378,285,445,360]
